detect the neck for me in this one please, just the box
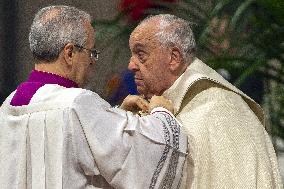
[160,62,189,97]
[35,60,68,80]
[180,61,190,74]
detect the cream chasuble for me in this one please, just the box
[163,58,283,188]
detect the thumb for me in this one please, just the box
[136,97,149,111]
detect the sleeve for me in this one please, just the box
[71,90,188,189]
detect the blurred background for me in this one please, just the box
[0,0,283,180]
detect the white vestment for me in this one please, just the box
[0,84,187,189]
[163,58,283,188]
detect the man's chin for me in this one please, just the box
[137,88,153,100]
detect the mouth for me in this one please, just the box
[134,78,143,85]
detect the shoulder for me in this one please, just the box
[178,84,262,133]
[72,88,110,110]
[178,85,260,137]
[30,84,87,106]
[29,84,109,111]
[1,85,109,116]
[178,84,254,129]
[181,80,243,112]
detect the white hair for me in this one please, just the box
[139,14,196,62]
[29,5,91,62]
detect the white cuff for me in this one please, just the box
[150,107,175,117]
[150,107,184,128]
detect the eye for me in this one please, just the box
[137,51,147,63]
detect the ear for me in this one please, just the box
[63,43,74,66]
[169,46,182,73]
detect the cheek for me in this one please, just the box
[146,65,167,88]
[140,68,159,93]
[78,62,91,78]
[84,64,93,77]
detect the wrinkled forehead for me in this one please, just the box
[129,20,161,47]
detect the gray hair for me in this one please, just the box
[29,5,91,62]
[139,14,196,62]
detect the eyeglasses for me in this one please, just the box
[74,44,100,61]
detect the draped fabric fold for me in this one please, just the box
[0,85,187,189]
[163,58,283,188]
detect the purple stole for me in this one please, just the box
[11,70,78,106]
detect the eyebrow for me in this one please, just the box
[133,43,145,50]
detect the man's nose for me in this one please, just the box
[128,57,139,71]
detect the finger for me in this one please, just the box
[121,95,138,110]
[137,97,149,111]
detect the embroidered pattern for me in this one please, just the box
[160,113,181,188]
[149,117,170,189]
[149,112,181,189]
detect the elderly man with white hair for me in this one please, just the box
[0,6,188,189]
[128,14,283,188]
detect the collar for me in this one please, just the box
[163,58,258,115]
[27,70,78,88]
[10,70,78,106]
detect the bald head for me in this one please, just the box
[132,14,196,63]
[37,7,61,23]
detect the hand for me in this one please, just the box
[149,95,174,114]
[120,95,149,112]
